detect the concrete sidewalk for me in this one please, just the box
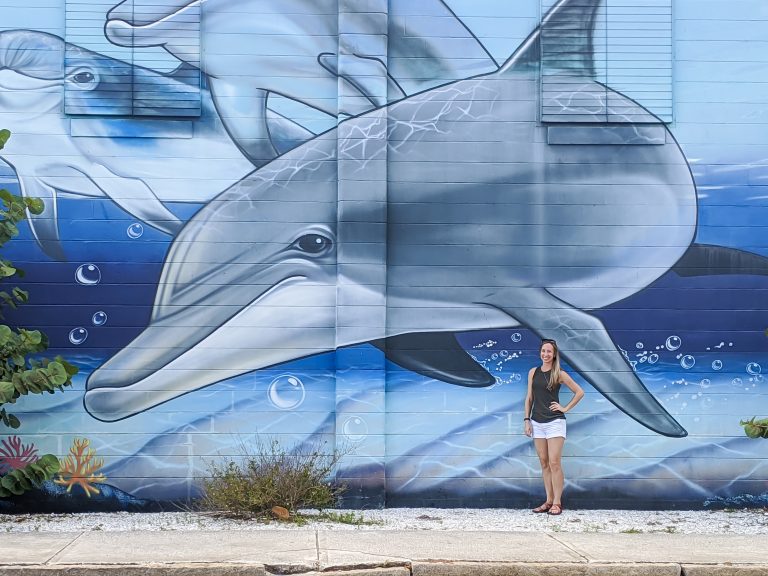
[1,531,766,575]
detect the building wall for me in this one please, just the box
[0,0,766,509]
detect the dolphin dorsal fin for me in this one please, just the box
[499,0,604,76]
[372,332,495,388]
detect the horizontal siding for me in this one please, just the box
[0,0,766,509]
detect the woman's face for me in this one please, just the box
[540,343,556,364]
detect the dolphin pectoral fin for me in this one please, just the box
[495,288,687,437]
[372,332,495,387]
[673,244,768,277]
[209,82,278,167]
[18,177,66,261]
[318,52,405,111]
[88,164,182,235]
[265,106,317,155]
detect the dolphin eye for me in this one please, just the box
[66,68,99,90]
[73,72,94,83]
[293,234,333,255]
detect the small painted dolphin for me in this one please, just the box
[103,0,498,162]
[0,30,312,259]
[84,0,768,436]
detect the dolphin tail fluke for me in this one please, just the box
[673,243,768,277]
[494,287,687,438]
[372,332,495,387]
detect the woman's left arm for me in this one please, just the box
[550,371,585,414]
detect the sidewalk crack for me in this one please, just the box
[46,531,86,565]
[545,533,590,562]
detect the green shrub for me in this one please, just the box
[200,438,346,520]
[740,416,768,439]
[0,129,77,498]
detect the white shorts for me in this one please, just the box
[531,418,566,439]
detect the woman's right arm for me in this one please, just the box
[524,367,535,437]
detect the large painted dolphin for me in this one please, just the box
[84,0,768,436]
[0,29,266,260]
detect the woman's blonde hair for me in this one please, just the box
[540,339,561,391]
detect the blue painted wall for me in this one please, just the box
[0,0,766,509]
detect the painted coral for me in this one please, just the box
[0,435,39,474]
[54,437,106,497]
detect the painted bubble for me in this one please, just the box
[746,362,762,375]
[680,355,695,369]
[700,379,711,388]
[512,373,521,381]
[732,378,742,386]
[267,375,305,410]
[342,416,368,442]
[68,328,88,345]
[75,264,101,285]
[491,353,498,360]
[665,336,682,351]
[92,311,108,326]
[648,354,659,364]
[126,223,144,239]
[511,333,522,343]
[712,360,723,371]
[635,342,643,349]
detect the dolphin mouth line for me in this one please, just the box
[0,72,60,90]
[248,273,309,307]
[95,273,312,387]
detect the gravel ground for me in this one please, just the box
[1,508,766,534]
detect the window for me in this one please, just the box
[540,0,672,123]
[64,0,201,117]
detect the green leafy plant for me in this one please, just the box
[0,454,59,497]
[740,416,768,439]
[0,129,78,497]
[200,437,346,521]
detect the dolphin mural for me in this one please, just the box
[83,0,768,437]
[1,0,499,260]
[80,0,669,435]
[0,29,264,260]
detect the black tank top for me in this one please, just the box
[530,367,565,423]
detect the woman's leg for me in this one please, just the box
[533,437,553,507]
[546,436,566,506]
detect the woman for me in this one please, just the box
[524,338,584,516]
